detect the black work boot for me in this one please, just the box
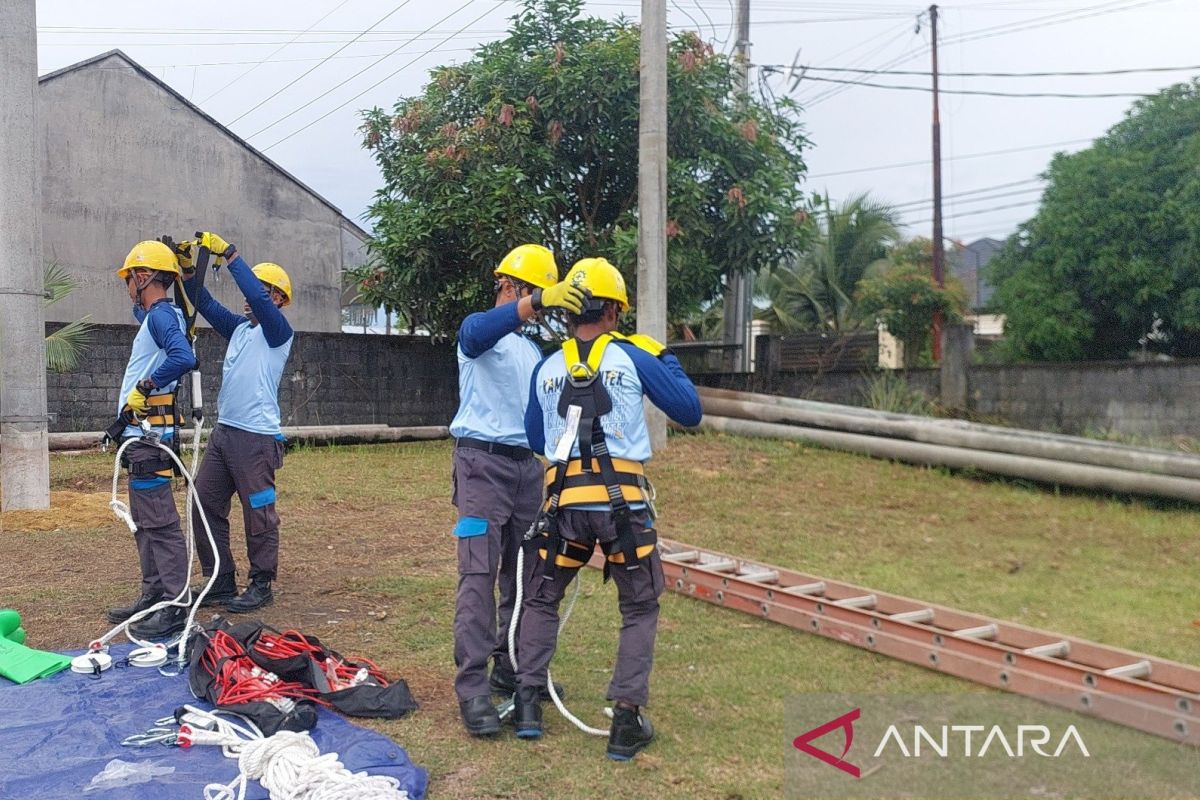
[106,591,162,625]
[459,695,501,737]
[227,578,273,613]
[513,686,544,740]
[195,572,238,608]
[129,605,188,640]
[490,660,566,702]
[606,704,654,761]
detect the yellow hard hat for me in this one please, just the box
[252,262,292,307]
[495,244,558,290]
[118,240,180,280]
[564,257,628,312]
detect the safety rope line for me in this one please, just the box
[173,706,409,800]
[94,418,222,674]
[509,533,610,738]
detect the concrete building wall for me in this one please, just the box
[38,52,359,332]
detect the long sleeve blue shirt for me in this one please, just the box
[183,255,294,435]
[524,338,702,459]
[119,299,195,439]
[449,302,543,447]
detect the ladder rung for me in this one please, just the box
[1104,660,1152,680]
[833,594,877,609]
[737,569,780,583]
[953,624,999,640]
[662,550,700,563]
[698,558,737,573]
[1023,640,1070,658]
[783,581,826,596]
[890,608,935,623]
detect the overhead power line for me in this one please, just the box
[906,199,1042,226]
[943,0,1174,47]
[891,178,1044,210]
[806,137,1091,179]
[229,1,419,127]
[198,0,355,105]
[259,1,506,152]
[897,187,1045,215]
[795,74,1153,98]
[761,62,1200,78]
[37,34,495,47]
[785,0,1174,106]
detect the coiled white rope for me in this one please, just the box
[179,707,408,800]
[509,533,609,737]
[93,418,223,673]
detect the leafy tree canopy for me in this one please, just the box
[988,81,1200,361]
[857,261,967,368]
[355,0,809,338]
[754,192,899,334]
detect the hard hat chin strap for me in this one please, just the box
[131,270,156,307]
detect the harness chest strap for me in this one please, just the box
[538,334,655,578]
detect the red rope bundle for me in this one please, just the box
[252,629,390,692]
[200,629,316,706]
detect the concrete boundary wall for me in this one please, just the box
[696,359,1200,437]
[35,324,458,433]
[17,326,1200,438]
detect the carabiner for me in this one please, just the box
[120,728,179,747]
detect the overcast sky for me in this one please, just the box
[35,0,1200,245]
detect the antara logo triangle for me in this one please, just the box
[793,708,862,779]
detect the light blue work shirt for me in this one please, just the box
[449,303,543,447]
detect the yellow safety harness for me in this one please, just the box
[535,334,657,580]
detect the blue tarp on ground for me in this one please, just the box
[0,644,427,799]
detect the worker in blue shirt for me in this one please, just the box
[513,258,702,760]
[105,241,199,640]
[182,231,294,613]
[450,244,586,737]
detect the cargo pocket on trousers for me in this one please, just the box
[454,516,490,575]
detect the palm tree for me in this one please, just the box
[43,263,92,372]
[756,193,900,334]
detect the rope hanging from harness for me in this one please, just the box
[536,334,656,582]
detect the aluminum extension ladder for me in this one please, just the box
[589,537,1200,745]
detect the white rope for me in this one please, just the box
[178,707,408,800]
[92,414,222,673]
[509,538,610,737]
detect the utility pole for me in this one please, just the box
[723,0,752,372]
[929,3,945,362]
[638,0,669,448]
[0,0,50,511]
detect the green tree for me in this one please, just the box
[988,80,1200,361]
[857,264,966,369]
[355,0,809,339]
[755,193,899,333]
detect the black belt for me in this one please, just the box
[455,437,534,460]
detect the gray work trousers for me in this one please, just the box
[192,423,285,582]
[516,509,664,707]
[451,445,543,703]
[125,440,188,597]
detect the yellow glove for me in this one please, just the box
[626,333,668,357]
[533,281,585,314]
[125,385,151,415]
[174,239,197,273]
[196,231,235,261]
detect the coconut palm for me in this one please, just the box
[756,193,900,334]
[43,263,92,372]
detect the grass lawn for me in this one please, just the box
[1,433,1196,798]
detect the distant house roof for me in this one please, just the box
[39,50,370,242]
